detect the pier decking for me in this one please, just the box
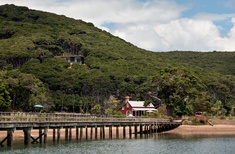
[0,112,181,147]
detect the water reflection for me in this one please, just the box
[1,133,235,154]
[156,132,235,139]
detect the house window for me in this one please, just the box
[70,57,75,62]
[126,103,129,108]
[122,107,124,110]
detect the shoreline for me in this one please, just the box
[1,125,235,140]
[165,125,235,136]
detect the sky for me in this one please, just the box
[1,0,235,52]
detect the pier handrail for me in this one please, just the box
[0,112,182,147]
[0,112,171,123]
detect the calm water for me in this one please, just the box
[1,134,235,154]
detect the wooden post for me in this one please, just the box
[7,129,14,147]
[157,125,159,133]
[158,125,163,133]
[39,128,42,143]
[57,128,61,142]
[80,127,83,140]
[153,122,156,133]
[53,128,56,142]
[69,128,72,141]
[95,126,98,140]
[155,122,158,133]
[85,126,88,140]
[76,127,79,140]
[102,126,105,139]
[90,127,93,140]
[129,126,132,139]
[140,124,143,138]
[23,128,31,145]
[109,126,112,139]
[44,127,48,143]
[150,124,152,134]
[65,128,68,141]
[123,126,126,139]
[144,124,148,137]
[116,126,119,139]
[134,125,138,138]
[100,126,103,139]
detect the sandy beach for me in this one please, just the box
[166,125,235,136]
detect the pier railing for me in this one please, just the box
[0,112,182,147]
[0,112,171,123]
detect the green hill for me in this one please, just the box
[160,51,235,75]
[0,4,235,117]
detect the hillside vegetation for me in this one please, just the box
[0,4,235,118]
[160,51,235,75]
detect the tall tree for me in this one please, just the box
[0,80,12,110]
[0,70,51,111]
[146,67,205,117]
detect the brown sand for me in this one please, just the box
[166,125,235,136]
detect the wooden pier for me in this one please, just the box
[0,112,181,147]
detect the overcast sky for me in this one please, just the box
[1,0,235,52]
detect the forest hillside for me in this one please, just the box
[0,4,235,117]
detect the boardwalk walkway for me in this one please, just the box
[0,112,181,147]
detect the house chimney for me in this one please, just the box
[125,96,130,103]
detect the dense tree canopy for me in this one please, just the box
[144,67,205,117]
[0,80,11,110]
[0,4,235,117]
[0,70,51,111]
